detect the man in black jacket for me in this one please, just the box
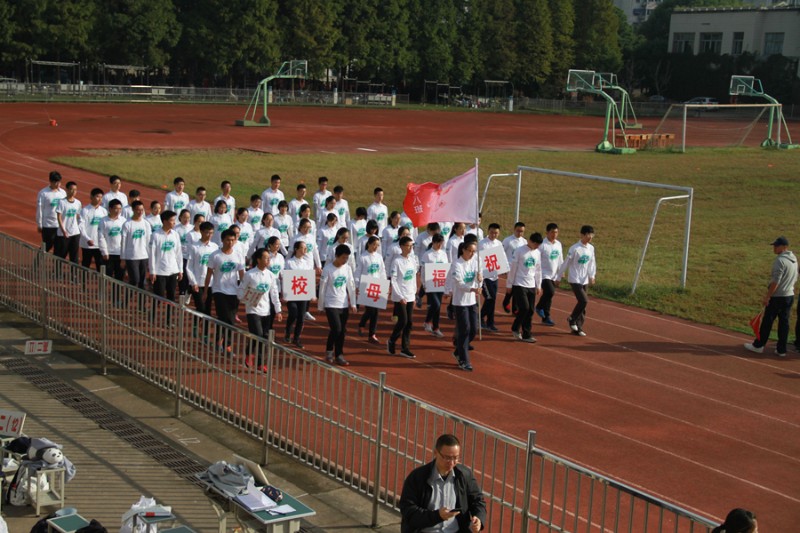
[399,434,486,532]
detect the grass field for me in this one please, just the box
[55,147,800,336]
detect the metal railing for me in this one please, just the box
[0,232,716,532]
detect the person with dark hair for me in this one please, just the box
[356,219,380,261]
[145,200,163,233]
[273,199,294,251]
[214,179,236,214]
[102,174,127,210]
[399,433,486,533]
[421,233,447,338]
[164,176,189,213]
[233,206,254,248]
[175,209,195,299]
[284,240,317,347]
[261,173,284,215]
[186,221,217,327]
[745,236,797,357]
[247,194,264,227]
[356,235,386,343]
[367,187,388,233]
[535,223,563,327]
[79,187,107,271]
[122,189,140,219]
[98,199,126,284]
[450,241,482,371]
[36,171,66,253]
[297,203,317,236]
[509,233,543,343]
[332,185,350,229]
[204,229,245,355]
[148,210,182,322]
[249,212,284,257]
[54,181,82,263]
[288,183,309,226]
[712,508,757,533]
[328,227,355,271]
[382,211,402,261]
[209,199,232,246]
[350,206,368,243]
[188,186,211,222]
[120,200,151,290]
[312,176,331,220]
[388,236,418,359]
[239,248,283,371]
[479,223,502,332]
[317,213,340,269]
[501,222,527,314]
[319,244,357,365]
[557,225,597,337]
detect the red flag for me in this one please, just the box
[749,310,763,341]
[403,167,478,228]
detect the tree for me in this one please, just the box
[0,1,15,66]
[370,0,415,88]
[476,0,517,81]
[279,1,341,80]
[407,0,459,85]
[450,0,483,88]
[514,0,553,93]
[572,0,622,73]
[544,0,575,97]
[96,0,181,69]
[336,0,378,79]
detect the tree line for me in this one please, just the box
[1,0,796,103]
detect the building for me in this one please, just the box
[669,5,800,74]
[614,0,664,26]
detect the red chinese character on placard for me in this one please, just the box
[432,269,446,288]
[484,254,500,272]
[366,283,382,302]
[0,413,7,432]
[10,416,20,433]
[291,276,308,295]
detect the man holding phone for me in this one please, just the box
[399,434,486,532]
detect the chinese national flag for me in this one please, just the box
[749,310,763,341]
[403,166,478,228]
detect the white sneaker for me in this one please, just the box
[512,331,522,340]
[325,351,334,363]
[775,349,786,358]
[744,343,763,354]
[423,323,433,333]
[305,312,316,321]
[432,329,444,338]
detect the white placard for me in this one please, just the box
[357,277,389,309]
[479,243,509,278]
[0,408,26,437]
[24,340,52,355]
[424,262,450,293]
[281,269,315,301]
[240,285,265,308]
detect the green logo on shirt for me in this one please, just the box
[109,227,121,237]
[524,257,535,268]
[279,224,288,234]
[270,264,281,275]
[367,263,380,274]
[251,215,262,225]
[65,208,78,218]
[377,213,385,222]
[578,254,590,265]
[550,250,559,260]
[220,261,236,273]
[91,217,101,226]
[357,228,366,237]
[174,201,185,210]
[239,232,250,242]
[132,229,145,240]
[464,271,476,283]
[334,275,346,288]
[200,253,211,265]
[218,223,229,232]
[161,241,175,252]
[256,282,270,293]
[327,237,335,246]
[50,199,60,207]
[403,270,414,281]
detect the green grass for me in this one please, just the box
[54,147,800,336]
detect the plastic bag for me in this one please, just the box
[0,515,8,533]
[119,495,156,533]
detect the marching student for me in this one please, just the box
[557,225,597,337]
[367,187,389,233]
[288,183,309,226]
[239,248,283,371]
[350,206,368,245]
[120,200,151,290]
[145,200,163,233]
[249,212,285,257]
[148,210,183,322]
[79,188,108,271]
[185,221,217,322]
[122,189,140,219]
[317,213,340,269]
[332,185,351,229]
[247,194,264,227]
[386,226,413,276]
[479,223,502,332]
[388,236,418,359]
[36,171,66,253]
[261,174,284,216]
[312,176,332,220]
[175,209,195,298]
[438,220,454,242]
[209,199,233,245]
[501,221,527,313]
[327,227,355,271]
[446,223,466,264]
[535,223,563,327]
[317,195,337,228]
[318,244,358,366]
[450,241,483,371]
[265,236,285,279]
[291,218,322,273]
[284,240,317,348]
[98,199,126,282]
[509,233,543,343]
[213,180,236,214]
[273,200,294,252]
[188,186,212,221]
[399,210,418,240]
[356,219,381,261]
[297,204,317,237]
[414,222,441,259]
[381,211,402,261]
[356,235,386,344]
[55,181,82,263]
[233,207,254,248]
[164,176,189,213]
[102,175,127,210]
[420,233,447,338]
[204,229,245,355]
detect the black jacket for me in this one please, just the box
[399,460,486,533]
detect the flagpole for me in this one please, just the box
[475,157,482,341]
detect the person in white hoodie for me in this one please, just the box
[55,181,82,263]
[450,241,483,371]
[98,199,126,283]
[318,244,357,366]
[388,236,418,359]
[355,236,386,343]
[148,210,183,323]
[508,233,543,343]
[79,187,107,272]
[36,171,66,253]
[120,200,152,290]
[239,248,283,371]
[557,225,597,337]
[535,223,563,327]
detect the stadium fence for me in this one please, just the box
[0,232,717,532]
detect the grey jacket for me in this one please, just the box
[770,250,798,297]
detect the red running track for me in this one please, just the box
[1,103,798,531]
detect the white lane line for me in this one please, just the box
[357,147,378,152]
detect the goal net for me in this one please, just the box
[652,103,781,152]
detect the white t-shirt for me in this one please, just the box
[79,204,107,249]
[209,213,233,245]
[247,207,264,227]
[450,256,480,306]
[36,186,66,229]
[102,190,128,210]
[207,249,245,295]
[164,191,190,213]
[261,187,285,215]
[148,229,182,276]
[288,198,309,225]
[145,214,163,234]
[188,199,212,222]
[557,241,596,285]
[390,255,418,302]
[56,198,82,237]
[318,262,356,310]
[539,238,564,280]
[120,219,152,260]
[213,194,236,214]
[367,202,388,232]
[98,216,126,256]
[354,250,386,286]
[186,240,218,287]
[238,267,281,316]
[508,246,542,289]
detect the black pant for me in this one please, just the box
[214,292,239,350]
[536,279,556,319]
[153,274,178,323]
[755,295,793,353]
[246,313,274,365]
[570,283,589,329]
[480,278,498,327]
[41,227,58,252]
[454,304,478,365]
[425,292,442,330]
[358,305,379,336]
[390,301,414,350]
[56,235,80,263]
[191,288,213,337]
[125,259,147,289]
[512,285,536,339]
[81,248,103,272]
[179,258,189,294]
[325,307,350,356]
[285,300,308,342]
[105,255,125,281]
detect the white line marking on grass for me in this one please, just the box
[14,121,38,125]
[357,147,378,152]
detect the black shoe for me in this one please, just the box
[283,334,291,343]
[458,360,474,371]
[399,348,416,359]
[387,341,396,355]
[468,344,475,351]
[293,339,305,349]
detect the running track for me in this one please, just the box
[0,103,798,531]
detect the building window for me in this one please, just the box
[764,33,784,56]
[732,32,744,55]
[672,32,694,54]
[699,32,723,55]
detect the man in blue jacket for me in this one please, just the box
[399,434,486,533]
